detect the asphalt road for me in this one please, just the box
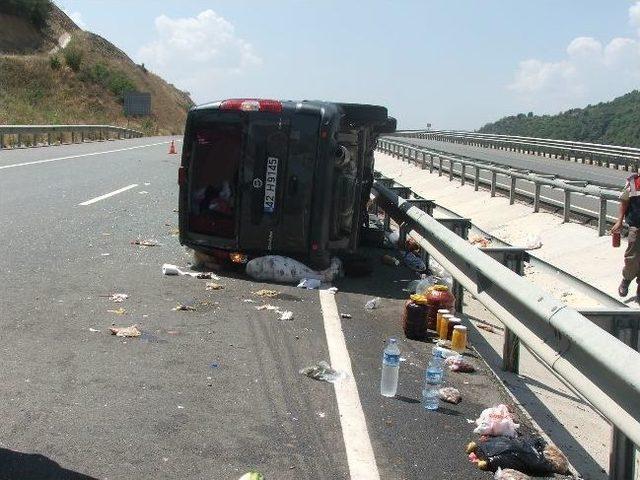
[0,138,531,480]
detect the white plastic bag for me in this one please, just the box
[246,256,342,283]
[473,404,520,437]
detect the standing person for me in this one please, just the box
[612,173,640,298]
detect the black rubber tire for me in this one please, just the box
[375,117,397,134]
[337,103,388,125]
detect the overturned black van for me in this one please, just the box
[178,98,396,269]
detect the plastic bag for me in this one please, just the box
[444,355,476,372]
[473,404,519,437]
[494,468,531,480]
[297,278,322,289]
[365,297,381,309]
[300,361,347,383]
[439,387,461,404]
[415,275,439,295]
[427,258,454,290]
[467,436,556,475]
[246,256,342,283]
[521,234,542,250]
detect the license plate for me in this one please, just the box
[263,156,278,213]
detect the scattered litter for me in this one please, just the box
[403,251,426,272]
[433,346,459,358]
[444,355,476,372]
[300,361,347,383]
[340,313,352,319]
[246,255,342,283]
[88,328,101,333]
[144,182,151,186]
[206,282,224,291]
[279,310,293,321]
[162,263,220,280]
[365,297,381,310]
[494,468,531,480]
[521,233,543,250]
[439,387,462,404]
[254,289,279,298]
[131,239,159,247]
[467,436,567,475]
[243,299,256,303]
[255,304,293,320]
[210,363,219,368]
[107,308,126,315]
[169,228,180,236]
[109,324,141,337]
[177,405,184,410]
[138,191,149,195]
[317,411,326,418]
[255,304,278,311]
[109,293,129,303]
[381,254,400,266]
[101,253,110,256]
[473,404,520,437]
[297,278,322,289]
[325,286,338,294]
[399,357,406,362]
[172,304,196,311]
[436,339,452,349]
[238,472,264,480]
[477,323,497,333]
[470,235,492,248]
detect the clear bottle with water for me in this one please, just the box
[425,353,444,384]
[380,338,400,397]
[422,350,444,410]
[422,383,441,410]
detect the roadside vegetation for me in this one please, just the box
[479,91,640,147]
[0,0,51,29]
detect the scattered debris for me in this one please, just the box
[279,310,293,321]
[88,328,101,333]
[444,355,476,373]
[381,254,400,266]
[473,404,519,437]
[439,387,462,404]
[238,472,264,480]
[101,253,110,257]
[300,361,347,383]
[297,278,322,289]
[162,263,220,280]
[434,346,461,358]
[109,293,129,303]
[521,233,543,250]
[494,468,531,480]
[131,239,159,247]
[169,228,180,236]
[243,299,256,303]
[206,282,224,291]
[210,363,219,369]
[255,304,293,320]
[254,289,279,298]
[364,297,381,310]
[172,304,196,311]
[107,308,126,315]
[177,405,184,410]
[325,286,338,294]
[477,323,497,333]
[340,313,352,319]
[246,255,342,283]
[255,304,278,311]
[470,235,492,248]
[138,190,149,194]
[109,324,142,337]
[468,436,567,476]
[317,412,326,418]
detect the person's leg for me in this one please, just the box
[621,227,640,296]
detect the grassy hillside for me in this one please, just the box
[478,91,640,147]
[0,1,193,135]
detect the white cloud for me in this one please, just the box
[137,10,262,102]
[509,2,640,112]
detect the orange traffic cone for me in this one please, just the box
[168,140,177,155]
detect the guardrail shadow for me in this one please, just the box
[0,448,98,480]
[465,314,608,480]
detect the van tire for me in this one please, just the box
[338,103,388,125]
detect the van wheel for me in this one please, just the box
[338,103,388,125]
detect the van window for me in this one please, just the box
[188,120,243,238]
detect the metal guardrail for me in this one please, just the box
[377,137,620,236]
[370,178,640,479]
[394,130,640,172]
[0,125,144,150]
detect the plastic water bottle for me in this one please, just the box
[422,350,444,410]
[380,338,400,397]
[422,384,440,410]
[425,354,444,384]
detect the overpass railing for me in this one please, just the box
[377,137,620,236]
[371,177,640,479]
[0,125,144,150]
[393,130,640,172]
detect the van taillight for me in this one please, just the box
[220,98,283,113]
[178,166,187,186]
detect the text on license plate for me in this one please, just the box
[263,156,278,213]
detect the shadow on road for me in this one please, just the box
[0,448,97,480]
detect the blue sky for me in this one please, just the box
[54,1,640,130]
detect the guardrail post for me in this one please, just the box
[563,190,571,222]
[436,218,471,313]
[509,176,516,205]
[0,133,4,150]
[17,133,22,148]
[429,154,434,173]
[438,157,443,177]
[460,164,466,186]
[533,183,541,212]
[474,166,480,191]
[598,197,608,236]
[421,152,427,170]
[490,172,497,197]
[449,160,454,181]
[480,247,530,373]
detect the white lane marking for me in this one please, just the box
[0,140,178,171]
[79,184,139,206]
[319,289,381,480]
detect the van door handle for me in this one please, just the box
[288,175,298,195]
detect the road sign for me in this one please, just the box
[124,92,151,116]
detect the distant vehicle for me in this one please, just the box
[178,98,396,269]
